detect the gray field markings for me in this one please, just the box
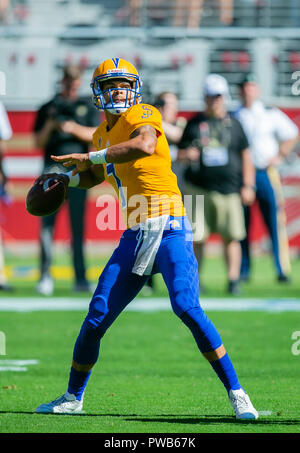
[0,297,300,312]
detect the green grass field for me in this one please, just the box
[2,250,300,298]
[0,253,300,434]
[0,310,300,433]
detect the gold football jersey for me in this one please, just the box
[92,103,185,228]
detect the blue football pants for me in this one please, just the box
[72,216,223,366]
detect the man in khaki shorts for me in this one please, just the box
[178,74,255,294]
[191,188,246,243]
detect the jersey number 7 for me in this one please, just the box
[106,163,127,209]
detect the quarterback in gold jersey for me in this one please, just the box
[35,58,258,419]
[92,100,185,226]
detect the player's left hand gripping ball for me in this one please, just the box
[26,173,68,217]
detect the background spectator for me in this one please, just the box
[154,91,187,190]
[33,64,99,296]
[234,73,299,283]
[178,74,255,295]
[142,91,187,294]
[0,0,9,24]
[173,0,234,28]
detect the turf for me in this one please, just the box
[1,252,300,434]
[0,309,300,433]
[2,252,300,298]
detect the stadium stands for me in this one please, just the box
[0,0,300,110]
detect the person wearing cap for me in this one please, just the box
[33,65,100,296]
[178,74,255,295]
[234,74,299,283]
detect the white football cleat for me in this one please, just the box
[229,388,258,420]
[36,276,54,296]
[35,392,83,414]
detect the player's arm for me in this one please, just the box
[50,124,157,174]
[108,123,157,162]
[34,164,105,192]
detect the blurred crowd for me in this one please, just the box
[1,0,300,28]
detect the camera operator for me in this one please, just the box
[33,64,99,296]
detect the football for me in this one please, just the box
[26,177,67,217]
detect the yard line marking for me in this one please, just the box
[258,411,273,416]
[0,298,300,312]
[0,359,39,366]
[0,359,39,372]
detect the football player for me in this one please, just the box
[34,58,258,419]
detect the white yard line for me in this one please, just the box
[0,359,39,373]
[0,360,39,365]
[0,298,300,312]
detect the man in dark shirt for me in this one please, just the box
[178,74,255,294]
[34,65,99,296]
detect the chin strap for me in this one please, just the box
[105,102,131,115]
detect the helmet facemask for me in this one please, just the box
[91,74,142,115]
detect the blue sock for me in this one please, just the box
[210,353,241,393]
[67,367,91,401]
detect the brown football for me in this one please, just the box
[26,178,67,216]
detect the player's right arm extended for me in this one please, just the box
[50,125,157,174]
[102,124,157,163]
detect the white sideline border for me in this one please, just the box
[0,298,300,312]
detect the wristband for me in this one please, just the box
[88,148,108,164]
[65,170,80,188]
